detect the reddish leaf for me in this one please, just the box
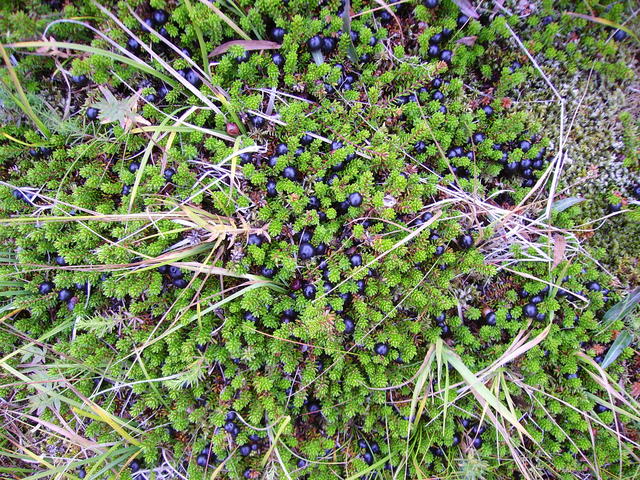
[552,234,566,269]
[210,40,280,57]
[457,36,477,46]
[632,382,640,398]
[452,0,480,19]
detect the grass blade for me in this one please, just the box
[551,196,586,213]
[4,41,176,86]
[564,12,640,43]
[260,415,291,468]
[198,0,251,40]
[603,287,640,325]
[600,331,634,369]
[0,43,50,137]
[444,349,534,441]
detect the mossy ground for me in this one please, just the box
[0,1,639,479]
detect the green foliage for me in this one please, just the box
[0,0,638,479]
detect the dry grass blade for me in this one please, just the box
[92,1,226,117]
[0,434,55,471]
[4,40,176,86]
[210,39,280,57]
[552,233,567,268]
[444,348,535,442]
[18,413,101,451]
[576,353,640,422]
[373,0,405,43]
[408,344,436,434]
[68,384,142,446]
[260,416,291,469]
[564,12,640,43]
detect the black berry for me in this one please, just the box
[308,36,322,52]
[298,242,315,260]
[151,9,168,26]
[374,343,389,355]
[271,27,286,43]
[86,107,99,120]
[39,282,54,294]
[348,192,363,207]
[58,288,73,301]
[523,303,538,318]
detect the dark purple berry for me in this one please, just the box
[126,37,141,53]
[308,36,322,52]
[266,179,277,197]
[283,166,298,180]
[151,9,168,26]
[473,133,486,143]
[613,29,628,41]
[251,115,265,128]
[130,460,141,472]
[184,69,202,87]
[302,284,316,299]
[350,254,362,267]
[272,52,284,66]
[587,281,601,292]
[86,107,99,120]
[374,343,389,355]
[439,49,452,63]
[247,234,263,246]
[298,242,315,260]
[523,303,537,318]
[271,27,286,43]
[39,282,54,294]
[363,451,374,465]
[321,37,337,53]
[173,278,188,288]
[70,74,88,86]
[348,192,363,207]
[168,266,183,279]
[300,133,314,146]
[58,288,73,301]
[343,317,355,334]
[457,14,469,27]
[459,234,473,248]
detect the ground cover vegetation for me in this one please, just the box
[0,0,639,479]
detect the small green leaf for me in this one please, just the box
[603,287,640,325]
[341,0,358,64]
[551,197,585,213]
[601,331,633,369]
